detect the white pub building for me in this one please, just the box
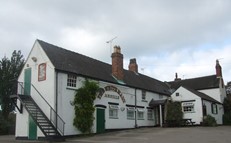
[13,40,171,140]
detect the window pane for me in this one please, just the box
[109,108,118,119]
[67,74,77,87]
[142,91,146,100]
[147,109,154,120]
[127,109,135,119]
[138,111,144,119]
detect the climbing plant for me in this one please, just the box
[73,79,99,134]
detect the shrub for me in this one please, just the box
[166,101,183,127]
[223,112,231,125]
[203,115,217,126]
[0,111,10,135]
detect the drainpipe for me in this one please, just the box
[55,71,58,128]
[135,88,137,128]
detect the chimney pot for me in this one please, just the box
[113,45,121,53]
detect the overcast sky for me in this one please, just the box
[1,0,231,83]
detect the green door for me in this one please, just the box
[96,108,105,133]
[24,68,37,140]
[24,68,31,95]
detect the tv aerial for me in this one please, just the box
[106,36,118,54]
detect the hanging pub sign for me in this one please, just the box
[97,85,126,103]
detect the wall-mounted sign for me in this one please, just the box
[38,63,46,81]
[104,94,119,99]
[97,85,126,103]
[182,102,194,106]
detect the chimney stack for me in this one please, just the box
[128,58,138,73]
[111,45,124,80]
[216,59,222,78]
[174,73,181,81]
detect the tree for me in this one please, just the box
[223,97,231,125]
[73,79,99,134]
[0,50,24,119]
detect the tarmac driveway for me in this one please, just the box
[67,126,231,143]
[1,126,231,143]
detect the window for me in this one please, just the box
[109,105,119,119]
[67,74,77,87]
[147,109,154,120]
[142,90,146,100]
[203,104,207,116]
[176,92,179,96]
[211,103,218,114]
[182,102,194,113]
[137,109,144,120]
[127,107,135,120]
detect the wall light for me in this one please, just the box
[31,57,37,62]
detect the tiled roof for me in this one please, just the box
[38,39,170,96]
[168,75,219,90]
[182,86,221,104]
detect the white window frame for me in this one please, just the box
[182,102,194,113]
[211,103,218,114]
[142,90,146,100]
[147,109,154,120]
[67,74,77,88]
[109,105,119,119]
[137,108,144,120]
[127,107,135,120]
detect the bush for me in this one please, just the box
[0,111,16,135]
[166,101,183,127]
[0,111,10,135]
[223,112,231,125]
[203,115,217,126]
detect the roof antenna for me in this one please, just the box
[106,36,117,54]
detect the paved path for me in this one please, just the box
[1,126,231,143]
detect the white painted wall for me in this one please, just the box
[199,88,221,103]
[171,86,203,124]
[16,40,56,138]
[57,73,81,135]
[56,73,169,135]
[202,100,223,124]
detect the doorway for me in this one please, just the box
[24,68,37,140]
[96,108,105,133]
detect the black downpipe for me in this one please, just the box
[135,88,137,128]
[55,71,58,129]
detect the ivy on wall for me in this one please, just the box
[73,79,99,134]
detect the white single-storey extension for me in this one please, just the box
[14,40,170,140]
